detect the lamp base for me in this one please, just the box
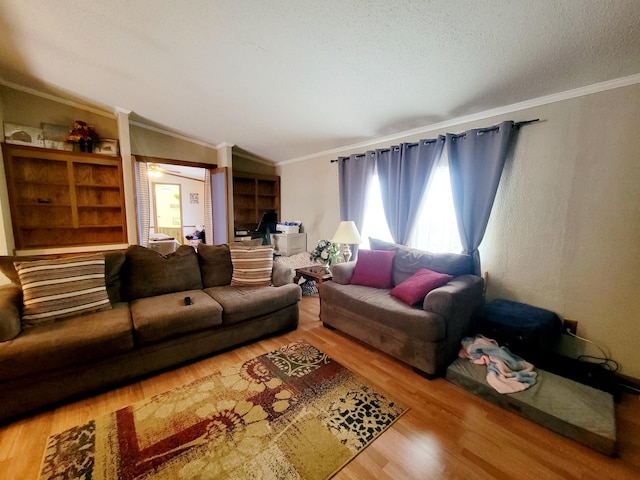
[341,244,352,263]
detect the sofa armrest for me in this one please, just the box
[272,262,295,287]
[423,275,483,317]
[0,285,22,341]
[331,261,356,285]
[423,274,485,367]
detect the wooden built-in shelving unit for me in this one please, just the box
[2,143,127,250]
[232,171,280,230]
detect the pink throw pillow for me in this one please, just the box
[349,249,396,288]
[390,268,453,305]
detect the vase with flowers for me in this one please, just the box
[310,239,340,273]
[67,120,99,153]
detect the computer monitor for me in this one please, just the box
[253,210,280,245]
[255,210,279,234]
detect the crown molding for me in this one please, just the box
[231,146,274,166]
[0,78,221,150]
[278,73,640,166]
[0,78,115,118]
[114,106,132,116]
[128,120,219,149]
[235,155,273,167]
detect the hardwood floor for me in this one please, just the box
[1,295,639,479]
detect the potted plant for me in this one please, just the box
[310,239,340,272]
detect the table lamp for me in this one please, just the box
[332,221,362,263]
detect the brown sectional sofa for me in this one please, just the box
[319,239,484,377]
[0,244,300,422]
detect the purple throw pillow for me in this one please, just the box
[349,249,396,288]
[390,268,453,305]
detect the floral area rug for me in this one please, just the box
[39,342,406,480]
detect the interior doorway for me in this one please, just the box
[152,183,183,240]
[134,157,229,246]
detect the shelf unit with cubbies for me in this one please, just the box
[2,143,127,250]
[232,171,280,230]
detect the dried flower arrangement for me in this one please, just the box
[66,120,99,143]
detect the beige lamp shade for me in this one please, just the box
[332,221,361,263]
[332,221,362,244]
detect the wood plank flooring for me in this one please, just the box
[1,295,639,479]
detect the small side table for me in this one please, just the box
[294,265,332,286]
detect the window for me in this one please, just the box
[408,157,462,253]
[360,168,393,250]
[361,157,461,253]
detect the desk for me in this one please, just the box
[294,265,332,286]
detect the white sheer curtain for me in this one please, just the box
[203,169,213,244]
[360,167,393,250]
[408,154,462,253]
[134,159,150,247]
[361,159,462,254]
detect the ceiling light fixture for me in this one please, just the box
[148,165,163,178]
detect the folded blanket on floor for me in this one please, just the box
[459,335,537,394]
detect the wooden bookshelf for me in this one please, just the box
[232,171,280,230]
[2,143,127,250]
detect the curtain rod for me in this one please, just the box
[451,118,539,138]
[330,118,539,163]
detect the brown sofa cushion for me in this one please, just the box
[0,255,40,285]
[204,283,301,326]
[319,282,446,343]
[0,252,125,305]
[369,238,473,286]
[123,245,202,300]
[104,252,126,304]
[130,290,223,346]
[0,285,22,341]
[229,245,274,287]
[197,240,265,288]
[0,302,133,381]
[14,254,112,327]
[197,244,233,287]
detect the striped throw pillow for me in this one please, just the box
[14,254,111,327]
[229,245,274,287]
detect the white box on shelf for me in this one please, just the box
[277,223,300,234]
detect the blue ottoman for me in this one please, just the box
[472,299,562,365]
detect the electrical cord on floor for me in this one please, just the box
[565,330,620,372]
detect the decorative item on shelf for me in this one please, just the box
[94,138,119,156]
[42,123,73,150]
[277,221,301,234]
[310,239,340,273]
[3,122,45,147]
[332,220,362,263]
[66,120,99,153]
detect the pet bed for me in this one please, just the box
[446,358,617,456]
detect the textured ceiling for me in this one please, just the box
[0,1,639,162]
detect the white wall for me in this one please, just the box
[278,83,640,379]
[277,155,340,247]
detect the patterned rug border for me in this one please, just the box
[39,340,409,480]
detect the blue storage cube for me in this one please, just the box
[472,299,562,365]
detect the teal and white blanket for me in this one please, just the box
[459,335,537,394]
